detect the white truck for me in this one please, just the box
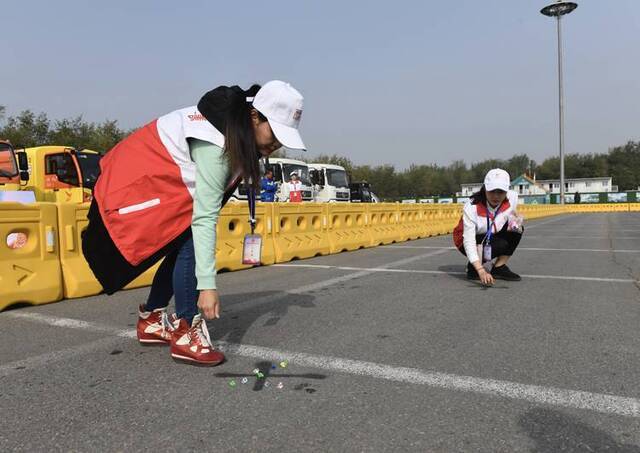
[230,157,314,202]
[308,163,350,202]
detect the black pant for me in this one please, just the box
[458,223,523,259]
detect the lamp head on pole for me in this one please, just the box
[541,2,578,18]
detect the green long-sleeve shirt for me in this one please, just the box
[189,138,231,290]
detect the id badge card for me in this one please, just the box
[242,234,262,265]
[483,243,492,263]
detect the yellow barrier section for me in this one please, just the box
[439,205,463,234]
[598,203,630,212]
[272,202,330,262]
[519,204,566,220]
[215,202,276,272]
[367,203,401,246]
[56,202,161,298]
[0,202,62,310]
[326,203,371,253]
[56,202,102,298]
[419,205,443,237]
[566,203,639,213]
[397,204,427,241]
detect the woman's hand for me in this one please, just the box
[197,289,221,319]
[478,268,495,286]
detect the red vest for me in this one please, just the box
[94,107,224,266]
[453,199,512,249]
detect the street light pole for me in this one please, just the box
[541,1,577,205]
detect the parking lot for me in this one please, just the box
[1,213,639,452]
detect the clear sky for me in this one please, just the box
[2,1,638,168]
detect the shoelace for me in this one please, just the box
[191,318,213,348]
[160,312,172,335]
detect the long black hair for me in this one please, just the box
[223,84,267,189]
[470,185,487,205]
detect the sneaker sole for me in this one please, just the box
[492,275,522,281]
[171,352,224,366]
[138,338,171,345]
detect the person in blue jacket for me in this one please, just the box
[260,169,278,202]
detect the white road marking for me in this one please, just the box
[525,235,640,240]
[524,216,576,229]
[225,249,449,311]
[0,336,125,378]
[384,245,640,253]
[3,311,639,418]
[275,263,638,283]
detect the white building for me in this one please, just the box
[536,177,615,194]
[459,175,615,196]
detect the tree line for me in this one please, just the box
[1,108,638,198]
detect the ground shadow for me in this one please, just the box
[518,407,640,452]
[210,290,316,347]
[437,264,510,290]
[216,360,327,391]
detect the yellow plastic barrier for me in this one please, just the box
[272,202,330,262]
[440,205,463,234]
[215,201,276,271]
[518,204,568,219]
[367,203,401,246]
[326,203,371,253]
[0,202,63,310]
[397,204,427,241]
[599,203,630,212]
[629,203,640,212]
[56,202,160,298]
[418,205,442,237]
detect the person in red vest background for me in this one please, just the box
[288,171,303,202]
[452,169,524,286]
[83,81,306,365]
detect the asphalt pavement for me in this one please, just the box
[1,213,639,452]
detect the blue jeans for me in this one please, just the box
[145,234,198,325]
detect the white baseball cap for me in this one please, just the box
[253,80,306,151]
[484,168,511,192]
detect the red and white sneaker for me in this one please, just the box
[137,305,174,344]
[170,314,225,365]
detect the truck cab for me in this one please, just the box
[0,141,20,189]
[0,141,33,201]
[308,163,350,202]
[18,146,101,202]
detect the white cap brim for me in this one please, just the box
[269,119,306,151]
[485,181,509,192]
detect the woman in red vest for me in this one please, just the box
[83,81,306,365]
[452,169,524,286]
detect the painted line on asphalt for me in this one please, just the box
[3,311,639,418]
[274,263,638,283]
[524,216,576,229]
[524,235,640,240]
[224,248,449,312]
[0,336,125,378]
[384,245,640,253]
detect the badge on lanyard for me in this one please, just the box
[242,180,262,265]
[242,234,262,265]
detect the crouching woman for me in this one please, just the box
[453,169,524,285]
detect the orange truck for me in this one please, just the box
[0,140,28,190]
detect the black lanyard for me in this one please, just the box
[247,180,256,235]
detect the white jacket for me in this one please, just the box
[453,190,518,263]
